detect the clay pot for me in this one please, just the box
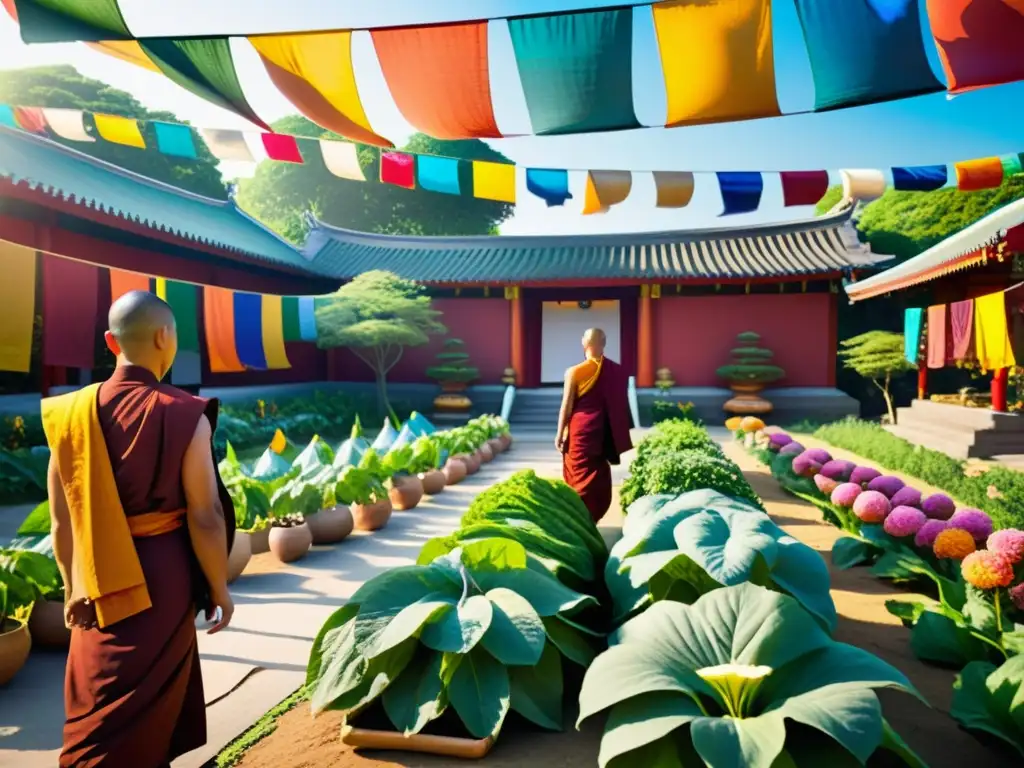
[499,434,512,451]
[28,600,70,649]
[389,475,424,511]
[443,458,468,486]
[0,620,31,686]
[458,452,480,475]
[268,523,312,563]
[479,443,494,463]
[487,438,504,455]
[419,469,446,495]
[227,532,252,583]
[249,526,270,555]
[306,505,354,545]
[352,499,393,531]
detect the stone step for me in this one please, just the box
[886,417,1024,459]
[885,423,974,460]
[905,399,1024,433]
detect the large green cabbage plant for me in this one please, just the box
[952,655,1024,757]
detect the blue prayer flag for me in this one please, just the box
[417,155,461,195]
[891,165,947,192]
[717,172,763,216]
[298,297,317,342]
[904,307,923,364]
[233,292,267,369]
[0,105,17,129]
[526,168,573,207]
[153,121,197,158]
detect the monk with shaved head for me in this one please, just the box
[42,289,235,767]
[556,327,632,523]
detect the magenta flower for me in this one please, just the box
[948,508,994,542]
[883,506,928,537]
[830,482,863,509]
[853,491,891,524]
[867,475,905,499]
[850,466,882,488]
[914,520,948,548]
[890,486,922,509]
[820,460,856,482]
[921,494,955,521]
[779,442,805,458]
[768,433,793,453]
[805,448,832,465]
[1010,582,1024,611]
[987,529,1024,564]
[792,451,824,478]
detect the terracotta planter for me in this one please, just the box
[500,434,512,451]
[389,475,424,511]
[723,382,773,416]
[269,523,312,563]
[458,452,480,475]
[28,600,70,649]
[306,505,354,545]
[352,499,393,531]
[0,620,31,686]
[479,443,494,463]
[419,469,446,495]
[442,458,467,485]
[340,724,493,759]
[249,526,270,555]
[487,438,504,455]
[227,531,252,584]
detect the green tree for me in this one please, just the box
[838,331,916,425]
[314,271,446,415]
[234,116,515,241]
[0,65,227,198]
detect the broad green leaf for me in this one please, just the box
[474,567,595,617]
[910,610,992,667]
[771,685,883,763]
[368,597,455,657]
[308,616,364,713]
[885,599,929,625]
[598,691,702,768]
[879,719,929,768]
[673,507,779,585]
[421,594,494,654]
[871,547,964,610]
[952,660,1024,757]
[416,537,452,566]
[604,731,691,768]
[767,536,837,632]
[382,647,446,735]
[646,553,721,606]
[459,538,528,572]
[508,642,564,730]
[542,616,599,667]
[690,712,786,768]
[331,637,417,714]
[987,654,1024,733]
[480,588,546,666]
[307,603,359,688]
[446,648,511,739]
[831,536,878,570]
[962,585,998,637]
[350,565,461,615]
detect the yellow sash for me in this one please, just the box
[572,356,604,398]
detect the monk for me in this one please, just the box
[43,290,236,768]
[556,328,633,523]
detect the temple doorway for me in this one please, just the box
[540,300,621,383]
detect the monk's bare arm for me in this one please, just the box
[555,369,575,452]
[47,457,73,602]
[182,414,233,633]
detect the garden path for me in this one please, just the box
[0,428,633,768]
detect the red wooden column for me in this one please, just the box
[637,284,655,388]
[992,367,1009,412]
[917,363,928,401]
[508,286,526,386]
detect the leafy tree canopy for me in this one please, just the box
[234,116,515,242]
[839,331,915,423]
[0,65,227,198]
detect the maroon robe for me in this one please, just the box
[59,365,234,768]
[562,358,633,523]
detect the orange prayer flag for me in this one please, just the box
[203,286,245,373]
[955,157,1005,191]
[582,171,632,215]
[110,269,150,303]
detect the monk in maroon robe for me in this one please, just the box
[556,328,633,523]
[43,290,235,768]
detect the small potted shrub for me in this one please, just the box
[10,548,69,650]
[336,466,392,531]
[376,445,424,511]
[427,339,479,414]
[305,503,354,545]
[715,331,785,416]
[410,436,446,495]
[266,475,323,563]
[0,549,40,684]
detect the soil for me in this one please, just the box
[231,445,1011,768]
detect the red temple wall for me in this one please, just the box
[652,293,837,387]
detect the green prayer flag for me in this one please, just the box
[164,280,200,353]
[1004,153,1024,177]
[282,296,303,342]
[13,0,130,44]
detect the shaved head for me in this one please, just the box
[583,328,606,349]
[106,290,178,376]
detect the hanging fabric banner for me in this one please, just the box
[41,107,94,142]
[956,157,1005,191]
[653,171,695,209]
[0,104,16,128]
[654,0,780,127]
[14,106,46,133]
[261,295,291,370]
[109,268,149,303]
[417,155,462,195]
[156,278,200,352]
[320,140,365,181]
[508,8,639,135]
[298,296,317,341]
[951,299,975,360]
[892,165,948,192]
[904,307,924,364]
[281,296,303,342]
[0,241,36,373]
[582,170,631,214]
[472,160,516,203]
[526,168,572,207]
[1003,153,1024,177]
[199,128,254,162]
[203,286,244,373]
[233,292,267,369]
[372,21,500,140]
[42,255,99,369]
[974,291,1016,370]
[792,0,943,111]
[718,172,763,215]
[261,133,303,164]
[171,350,201,387]
[380,152,416,189]
[779,170,829,207]
[86,40,161,73]
[10,0,130,43]
[152,121,196,158]
[926,0,1024,95]
[926,304,949,369]
[250,32,392,147]
[93,113,145,148]
[841,169,887,201]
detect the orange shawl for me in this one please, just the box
[570,356,604,398]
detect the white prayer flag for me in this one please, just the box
[320,140,365,181]
[42,108,94,142]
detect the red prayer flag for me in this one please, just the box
[779,170,830,207]
[14,107,47,134]
[926,0,1024,94]
[955,157,1004,191]
[380,151,415,189]
[1,0,17,21]
[42,255,100,369]
[261,132,304,163]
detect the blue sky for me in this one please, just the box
[2,0,1023,236]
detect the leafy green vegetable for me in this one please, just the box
[408,436,440,474]
[1,548,62,623]
[952,656,1024,757]
[335,466,387,506]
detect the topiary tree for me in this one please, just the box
[426,338,479,387]
[839,331,915,425]
[715,332,785,387]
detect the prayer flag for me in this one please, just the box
[904,307,924,364]
[582,171,631,215]
[93,113,146,148]
[840,169,887,201]
[653,171,695,209]
[153,121,196,158]
[718,172,763,215]
[1002,153,1024,177]
[41,108,94,142]
[526,168,572,207]
[86,41,161,73]
[270,429,288,455]
[0,241,36,373]
[171,350,201,387]
[508,8,639,135]
[298,296,317,341]
[956,157,1005,191]
[281,296,303,342]
[473,161,516,204]
[250,32,392,147]
[926,304,949,369]
[417,156,462,195]
[951,299,975,361]
[974,292,1016,370]
[780,170,829,207]
[926,0,1024,94]
[42,255,99,369]
[372,22,500,140]
[199,128,254,162]
[891,165,948,192]
[233,292,267,370]
[12,0,130,43]
[109,269,149,303]
[380,152,415,189]
[13,107,46,134]
[156,279,200,352]
[261,133,303,163]
[654,0,781,127]
[320,140,365,181]
[261,295,291,370]
[203,286,244,373]
[0,105,16,129]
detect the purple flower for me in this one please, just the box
[768,433,793,453]
[914,520,948,548]
[867,475,905,499]
[853,491,891,524]
[890,486,922,509]
[948,508,994,542]
[820,460,856,482]
[921,494,955,521]
[850,466,882,488]
[804,448,833,465]
[831,483,862,508]
[884,506,928,537]
[779,442,805,458]
[987,529,1024,564]
[792,451,824,478]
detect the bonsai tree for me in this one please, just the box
[715,331,785,388]
[426,338,480,388]
[839,331,915,424]
[315,271,445,415]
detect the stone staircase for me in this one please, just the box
[509,388,563,435]
[886,399,1024,460]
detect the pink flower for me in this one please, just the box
[986,529,1024,564]
[948,508,994,542]
[961,550,1015,590]
[831,482,862,509]
[914,520,948,548]
[814,474,840,496]
[884,507,928,537]
[1010,582,1024,611]
[853,491,890,524]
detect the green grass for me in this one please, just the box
[214,687,309,768]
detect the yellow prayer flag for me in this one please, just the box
[582,171,632,215]
[260,294,291,370]
[93,113,146,149]
[0,241,36,373]
[472,160,516,203]
[653,171,695,208]
[270,428,288,455]
[974,292,1016,371]
[155,277,168,300]
[86,41,162,73]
